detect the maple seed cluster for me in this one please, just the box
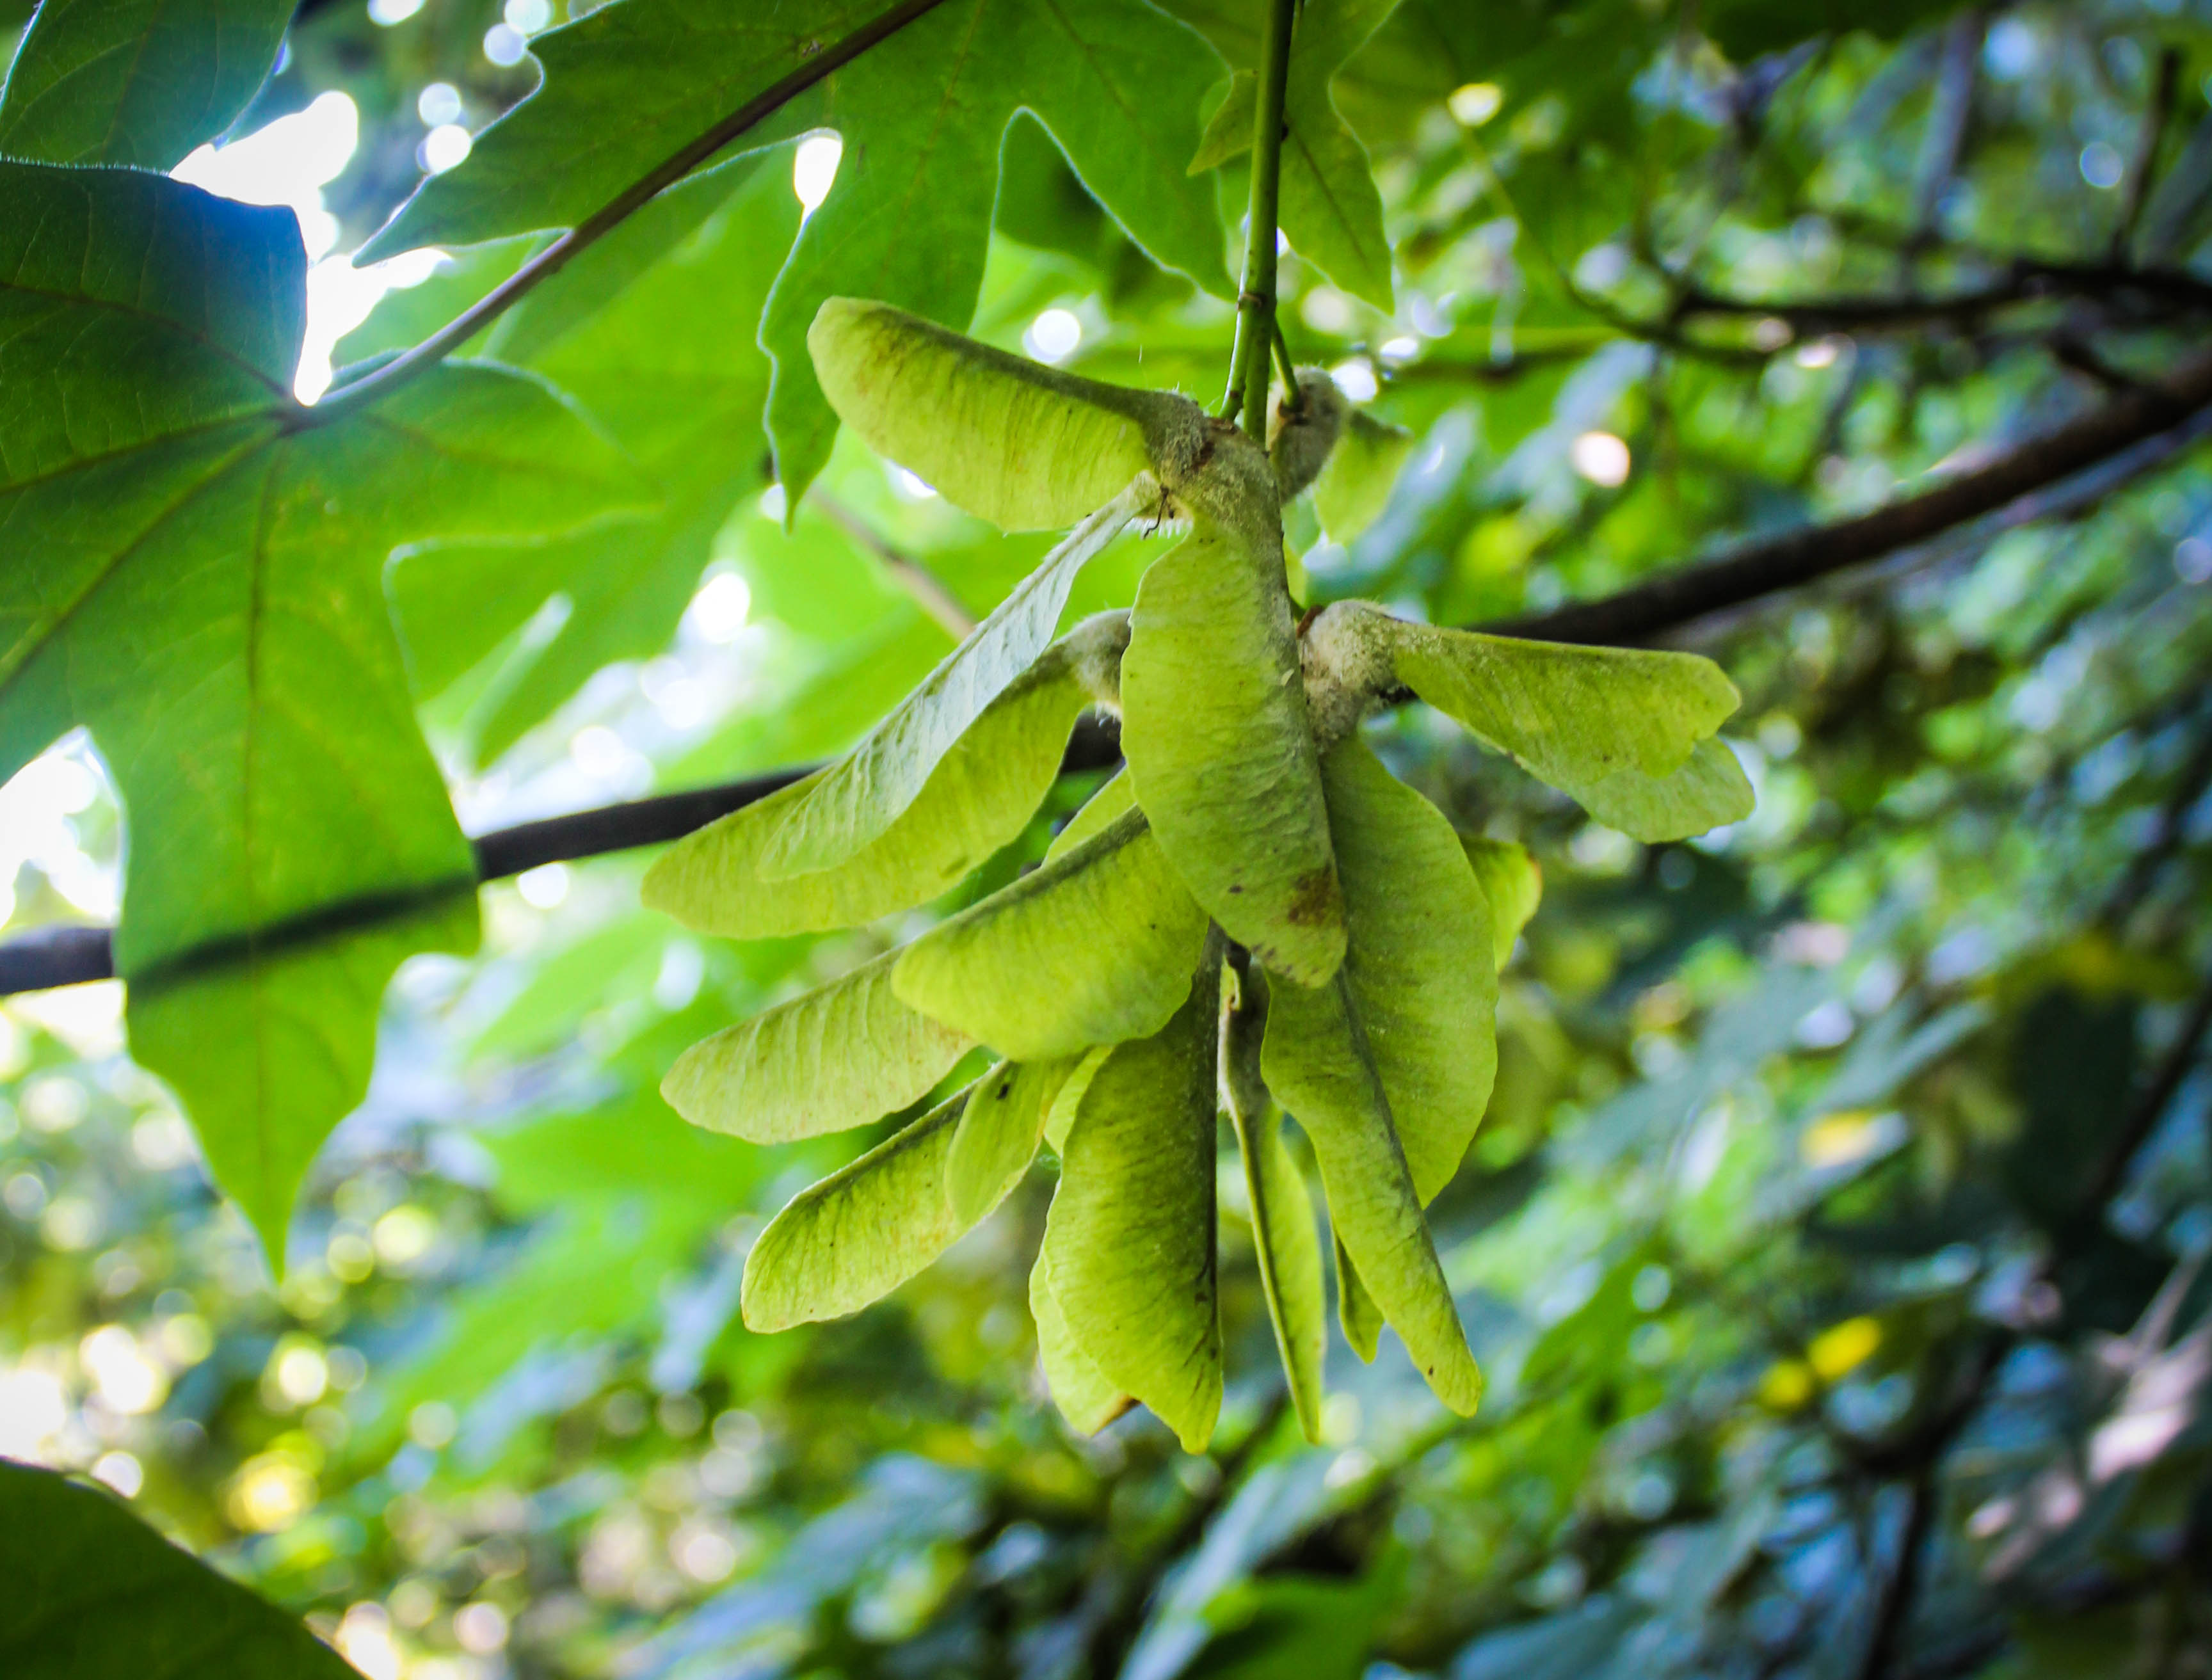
[643,300,1752,1452]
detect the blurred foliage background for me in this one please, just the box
[4,0,2212,1676]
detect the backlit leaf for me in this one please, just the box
[1043,950,1225,1452]
[1189,70,1258,173]
[387,150,803,760]
[646,646,1093,939]
[758,495,1146,877]
[1177,0,1402,308]
[365,0,1230,506]
[130,894,477,1269]
[0,1460,360,1679]
[1388,616,1748,841]
[0,163,648,1259]
[1320,738,1497,1204]
[0,0,293,170]
[1461,837,1543,967]
[809,298,1199,532]
[894,806,1210,1060]
[1263,969,1483,1414]
[360,2,870,257]
[1030,1249,1131,1434]
[1121,520,1345,984]
[945,1057,1072,1225]
[741,1083,995,1331]
[662,950,972,1143]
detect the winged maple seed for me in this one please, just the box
[643,299,1752,1450]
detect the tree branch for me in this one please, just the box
[6,351,2210,998]
[1490,345,2212,646]
[297,0,951,427]
[809,490,977,639]
[1668,260,2212,339]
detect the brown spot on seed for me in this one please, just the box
[1286,867,1342,927]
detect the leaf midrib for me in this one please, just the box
[0,422,272,694]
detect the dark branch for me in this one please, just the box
[0,723,1126,996]
[1487,346,2212,646]
[1668,260,2212,339]
[1852,1334,2012,1680]
[6,353,2211,998]
[0,925,115,993]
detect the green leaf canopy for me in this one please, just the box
[0,164,648,1259]
[389,150,805,762]
[360,0,1233,504]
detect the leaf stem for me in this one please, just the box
[299,0,950,429]
[1224,0,1298,441]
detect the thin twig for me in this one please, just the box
[1668,262,2212,338]
[1852,1334,2012,1679]
[1903,10,1984,268]
[299,0,950,428]
[1381,340,1615,387]
[809,490,978,639]
[2111,48,2183,265]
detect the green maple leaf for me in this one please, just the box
[0,1460,360,1679]
[383,148,804,762]
[0,164,650,1261]
[0,0,294,169]
[358,0,1233,506]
